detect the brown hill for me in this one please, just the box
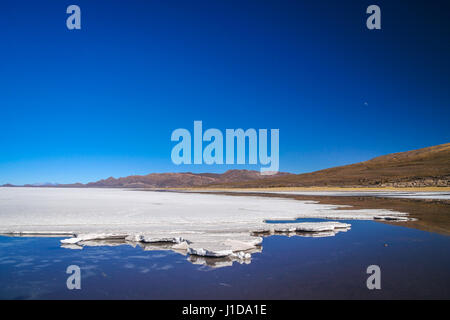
[83,170,292,188]
[209,143,450,188]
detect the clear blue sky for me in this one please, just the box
[1,0,449,184]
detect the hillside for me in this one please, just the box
[208,143,450,188]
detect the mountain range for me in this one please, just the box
[55,170,292,188]
[3,143,449,188]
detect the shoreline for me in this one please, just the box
[178,189,450,236]
[178,186,450,192]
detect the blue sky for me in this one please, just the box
[1,0,449,184]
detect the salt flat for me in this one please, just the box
[0,188,411,262]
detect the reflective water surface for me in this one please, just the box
[0,220,449,299]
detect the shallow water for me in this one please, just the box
[0,220,449,299]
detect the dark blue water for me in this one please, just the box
[1,221,449,299]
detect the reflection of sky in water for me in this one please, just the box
[1,221,449,299]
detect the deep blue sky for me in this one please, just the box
[1,0,449,184]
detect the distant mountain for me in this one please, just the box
[209,143,450,188]
[25,182,60,187]
[1,182,60,187]
[82,170,292,188]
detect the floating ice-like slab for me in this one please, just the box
[2,231,76,237]
[60,233,128,244]
[125,233,186,244]
[187,247,233,258]
[188,252,256,269]
[254,221,351,234]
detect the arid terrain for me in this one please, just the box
[207,143,450,188]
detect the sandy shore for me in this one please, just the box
[180,186,450,192]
